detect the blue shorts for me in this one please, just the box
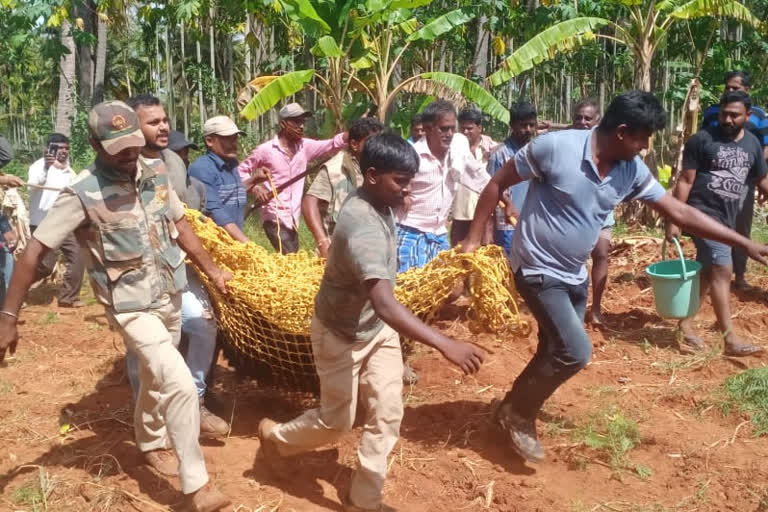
[692,236,732,268]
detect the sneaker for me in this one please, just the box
[494,402,545,462]
[189,482,231,512]
[143,449,179,476]
[200,398,229,438]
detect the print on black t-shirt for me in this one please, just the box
[683,126,768,228]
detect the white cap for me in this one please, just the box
[278,102,312,120]
[203,115,244,136]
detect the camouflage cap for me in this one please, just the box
[88,101,146,155]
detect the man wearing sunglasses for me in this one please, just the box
[395,100,490,272]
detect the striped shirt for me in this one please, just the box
[189,151,247,229]
[396,134,490,234]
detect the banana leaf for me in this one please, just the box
[488,17,610,88]
[240,70,315,121]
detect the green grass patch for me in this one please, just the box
[243,208,316,252]
[721,366,768,436]
[572,406,648,477]
[37,312,58,325]
[11,469,55,511]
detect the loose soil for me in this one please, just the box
[2,237,768,512]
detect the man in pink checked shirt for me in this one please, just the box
[240,103,348,254]
[396,100,491,272]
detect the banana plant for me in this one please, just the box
[488,0,764,91]
[239,0,510,127]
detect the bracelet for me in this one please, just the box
[0,310,18,319]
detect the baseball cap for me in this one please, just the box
[278,102,312,120]
[203,116,245,137]
[168,130,199,151]
[88,101,145,155]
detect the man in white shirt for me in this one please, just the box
[396,101,490,272]
[27,133,84,307]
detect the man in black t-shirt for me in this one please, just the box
[668,91,768,356]
[701,71,768,290]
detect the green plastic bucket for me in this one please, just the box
[645,237,702,319]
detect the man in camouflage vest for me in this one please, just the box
[302,118,383,258]
[0,101,232,512]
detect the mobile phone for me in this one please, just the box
[47,143,59,157]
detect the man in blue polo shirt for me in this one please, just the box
[701,70,768,290]
[189,116,265,243]
[460,91,768,463]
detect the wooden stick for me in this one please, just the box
[26,183,64,192]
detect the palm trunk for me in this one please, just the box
[155,30,162,97]
[472,15,488,78]
[181,21,189,135]
[165,24,175,127]
[208,7,217,113]
[93,16,107,104]
[55,20,76,137]
[196,38,206,124]
[77,4,93,104]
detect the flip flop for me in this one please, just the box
[679,334,706,354]
[723,343,765,357]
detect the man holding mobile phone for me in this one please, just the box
[27,133,84,307]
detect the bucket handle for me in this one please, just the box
[661,236,687,276]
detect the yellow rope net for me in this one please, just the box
[186,209,529,391]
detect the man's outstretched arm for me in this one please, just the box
[0,239,51,362]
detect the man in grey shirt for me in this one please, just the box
[461,91,768,463]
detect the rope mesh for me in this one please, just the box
[187,209,529,392]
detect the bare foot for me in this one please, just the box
[723,333,764,357]
[588,309,605,326]
[678,322,706,354]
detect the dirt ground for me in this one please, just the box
[2,237,768,512]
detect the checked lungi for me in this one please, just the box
[396,224,450,273]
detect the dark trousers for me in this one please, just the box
[263,220,299,254]
[30,225,85,304]
[450,220,472,247]
[732,184,754,279]
[504,271,592,419]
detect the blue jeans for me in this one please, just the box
[504,271,591,419]
[127,271,217,400]
[494,229,514,256]
[0,246,11,306]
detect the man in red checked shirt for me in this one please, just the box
[239,103,348,254]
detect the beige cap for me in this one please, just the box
[203,115,245,137]
[278,102,312,120]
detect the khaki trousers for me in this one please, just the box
[272,316,404,509]
[107,294,208,494]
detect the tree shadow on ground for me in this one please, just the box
[731,284,768,306]
[24,281,57,306]
[245,448,347,511]
[598,309,677,349]
[0,357,189,510]
[399,399,537,476]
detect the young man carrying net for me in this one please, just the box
[256,133,484,512]
[460,91,768,463]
